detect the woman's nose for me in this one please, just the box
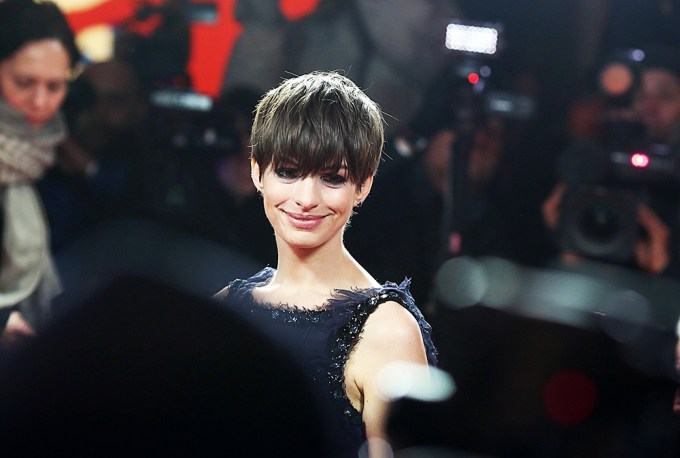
[30,86,49,111]
[293,176,320,209]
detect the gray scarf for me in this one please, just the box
[0,98,65,184]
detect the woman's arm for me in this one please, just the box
[346,301,429,457]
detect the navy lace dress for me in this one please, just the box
[214,267,437,457]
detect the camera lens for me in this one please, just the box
[558,186,638,261]
[577,202,622,243]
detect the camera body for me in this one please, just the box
[557,138,680,261]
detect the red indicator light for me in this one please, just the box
[467,72,480,84]
[630,152,649,168]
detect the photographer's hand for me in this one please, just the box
[635,204,671,274]
[541,182,566,230]
[541,182,586,265]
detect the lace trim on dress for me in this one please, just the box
[226,270,331,323]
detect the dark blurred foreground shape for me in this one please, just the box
[0,275,328,457]
[388,258,680,457]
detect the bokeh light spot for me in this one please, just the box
[376,362,456,403]
[434,257,487,308]
[543,371,597,426]
[597,289,651,343]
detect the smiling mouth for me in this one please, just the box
[285,211,325,229]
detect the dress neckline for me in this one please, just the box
[241,267,398,313]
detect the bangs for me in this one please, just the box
[268,106,366,181]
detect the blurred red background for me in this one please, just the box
[61,0,320,96]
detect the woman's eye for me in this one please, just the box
[47,80,67,93]
[13,77,32,89]
[274,168,300,180]
[321,173,347,186]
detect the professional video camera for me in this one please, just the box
[418,19,538,262]
[435,20,536,133]
[404,20,534,146]
[557,140,680,261]
[556,48,680,262]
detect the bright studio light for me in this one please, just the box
[445,22,499,55]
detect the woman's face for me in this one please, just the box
[251,160,372,251]
[0,39,71,129]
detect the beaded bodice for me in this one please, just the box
[215,267,437,456]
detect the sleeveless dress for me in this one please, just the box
[214,267,437,457]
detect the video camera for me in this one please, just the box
[441,20,535,132]
[424,19,537,261]
[404,20,536,155]
[557,48,680,262]
[558,140,680,261]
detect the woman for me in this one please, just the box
[214,71,437,457]
[0,0,80,347]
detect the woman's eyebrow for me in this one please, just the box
[319,165,348,173]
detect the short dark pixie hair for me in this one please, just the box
[0,0,80,69]
[251,71,385,186]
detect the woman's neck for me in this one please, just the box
[268,239,378,298]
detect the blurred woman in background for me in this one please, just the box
[0,0,80,349]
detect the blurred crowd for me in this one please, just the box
[1,0,680,455]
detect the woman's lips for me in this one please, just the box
[285,212,325,230]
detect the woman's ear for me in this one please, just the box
[355,175,374,206]
[251,159,263,191]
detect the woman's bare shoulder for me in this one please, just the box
[361,300,423,347]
